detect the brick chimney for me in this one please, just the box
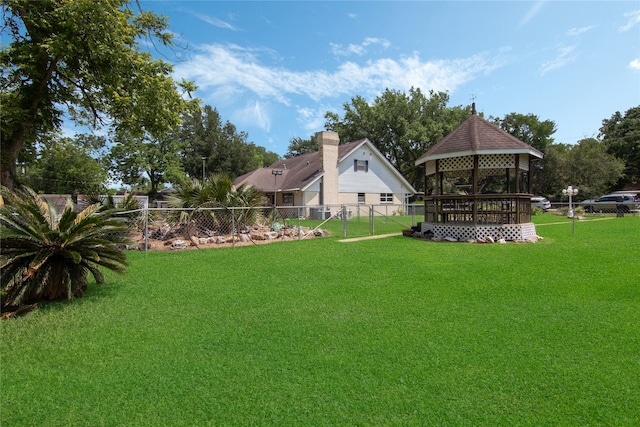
[316,131,340,207]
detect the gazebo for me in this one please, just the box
[414,104,543,242]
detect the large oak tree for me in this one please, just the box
[599,105,640,187]
[491,113,557,196]
[178,105,280,180]
[1,0,196,189]
[324,88,469,189]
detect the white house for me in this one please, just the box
[234,131,416,217]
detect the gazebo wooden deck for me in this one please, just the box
[415,105,543,241]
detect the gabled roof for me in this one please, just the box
[415,113,543,166]
[235,138,415,193]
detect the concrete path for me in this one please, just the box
[338,232,402,243]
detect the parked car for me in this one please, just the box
[580,193,640,213]
[531,196,551,211]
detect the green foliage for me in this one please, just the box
[493,112,557,154]
[167,175,265,230]
[566,138,625,199]
[107,129,186,195]
[324,88,469,188]
[492,112,557,195]
[600,105,640,187]
[179,106,281,180]
[1,0,198,189]
[28,134,108,196]
[285,135,318,158]
[85,192,145,229]
[0,186,130,312]
[539,139,625,200]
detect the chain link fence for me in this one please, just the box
[115,204,423,251]
[550,201,639,217]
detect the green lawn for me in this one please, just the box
[2,215,639,426]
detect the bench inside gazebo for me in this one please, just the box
[415,105,543,242]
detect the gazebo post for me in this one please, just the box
[436,160,442,195]
[515,154,521,193]
[505,168,510,193]
[472,155,479,225]
[527,156,533,194]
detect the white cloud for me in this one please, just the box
[630,58,640,71]
[233,101,271,131]
[620,9,640,32]
[567,25,595,36]
[193,13,240,31]
[329,38,391,57]
[540,45,576,75]
[296,106,330,133]
[518,1,546,29]
[174,43,499,106]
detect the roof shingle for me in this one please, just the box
[235,139,368,192]
[415,114,543,165]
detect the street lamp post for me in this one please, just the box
[201,157,206,182]
[562,185,579,234]
[271,169,282,207]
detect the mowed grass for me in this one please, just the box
[2,215,639,426]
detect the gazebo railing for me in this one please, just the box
[423,194,533,225]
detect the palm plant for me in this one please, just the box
[1,186,131,313]
[166,175,264,233]
[82,192,144,226]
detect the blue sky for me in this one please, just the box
[141,1,640,157]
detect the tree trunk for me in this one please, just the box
[1,129,27,190]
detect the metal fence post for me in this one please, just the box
[342,205,347,238]
[232,208,236,248]
[297,207,301,241]
[370,205,374,235]
[144,207,149,254]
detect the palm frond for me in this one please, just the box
[1,186,131,310]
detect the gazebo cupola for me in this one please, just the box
[414,104,543,242]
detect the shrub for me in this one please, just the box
[166,175,265,233]
[0,186,131,315]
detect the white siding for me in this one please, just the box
[338,147,407,194]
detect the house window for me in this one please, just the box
[283,193,294,204]
[358,193,365,203]
[354,159,369,172]
[380,193,393,203]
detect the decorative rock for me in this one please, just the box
[215,236,226,244]
[171,239,187,250]
[198,237,211,245]
[443,236,458,242]
[485,236,495,243]
[497,238,507,244]
[239,233,250,242]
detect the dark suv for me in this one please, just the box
[581,193,639,213]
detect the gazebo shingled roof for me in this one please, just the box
[415,112,543,166]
